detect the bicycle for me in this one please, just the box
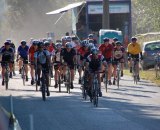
[21,59,27,86]
[154,53,160,77]
[91,72,100,107]
[53,62,62,92]
[116,61,121,88]
[131,58,139,84]
[81,69,89,100]
[64,63,71,94]
[103,65,108,92]
[40,67,50,101]
[2,62,10,90]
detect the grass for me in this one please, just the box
[124,69,160,87]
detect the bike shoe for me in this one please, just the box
[78,78,81,84]
[109,80,112,85]
[26,76,28,81]
[9,72,12,78]
[70,82,74,89]
[31,79,35,85]
[121,71,123,77]
[54,83,58,88]
[2,80,4,86]
[113,79,116,85]
[47,90,50,96]
[99,91,102,97]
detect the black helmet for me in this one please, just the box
[44,41,50,46]
[131,37,137,41]
[116,41,121,45]
[113,37,118,42]
[32,40,39,45]
[88,34,94,39]
[21,40,27,45]
[103,37,109,42]
[4,41,10,45]
[38,41,44,48]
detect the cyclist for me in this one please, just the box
[112,41,125,85]
[87,34,98,47]
[99,37,113,85]
[17,40,29,81]
[53,42,62,88]
[0,41,14,85]
[29,40,38,85]
[127,37,143,80]
[34,42,51,96]
[61,42,76,89]
[86,48,107,97]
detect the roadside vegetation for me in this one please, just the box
[124,69,160,87]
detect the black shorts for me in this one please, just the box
[112,58,123,65]
[105,58,112,64]
[20,57,28,64]
[1,61,12,67]
[54,61,61,70]
[64,63,74,70]
[38,64,49,73]
[131,54,139,61]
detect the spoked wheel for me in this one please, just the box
[21,67,25,86]
[5,72,9,90]
[41,84,46,101]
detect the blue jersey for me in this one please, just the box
[18,45,29,58]
[34,50,50,64]
[0,47,14,61]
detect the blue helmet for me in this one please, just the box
[66,42,72,48]
[91,48,99,55]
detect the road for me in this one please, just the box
[0,72,160,130]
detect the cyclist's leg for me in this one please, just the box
[120,58,124,76]
[70,64,75,89]
[1,63,5,85]
[18,58,23,73]
[54,65,58,88]
[106,58,112,85]
[9,62,13,78]
[30,62,35,84]
[24,59,29,81]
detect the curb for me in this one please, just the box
[0,106,22,130]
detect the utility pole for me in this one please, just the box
[102,0,110,29]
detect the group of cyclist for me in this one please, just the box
[0,34,143,98]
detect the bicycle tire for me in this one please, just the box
[117,70,120,88]
[42,85,46,101]
[21,67,25,86]
[104,71,108,93]
[58,74,61,92]
[5,72,9,90]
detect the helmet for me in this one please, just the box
[61,36,66,41]
[116,41,121,45]
[6,39,11,43]
[88,34,94,39]
[113,37,118,42]
[103,37,109,42]
[56,43,62,48]
[91,48,99,55]
[81,40,88,47]
[47,37,53,43]
[65,36,72,42]
[4,41,10,45]
[66,42,72,48]
[131,37,137,41]
[44,41,50,46]
[32,40,39,45]
[21,40,27,45]
[38,41,44,48]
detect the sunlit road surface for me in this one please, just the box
[0,72,160,130]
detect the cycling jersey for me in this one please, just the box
[87,54,105,72]
[29,45,37,62]
[34,50,50,64]
[0,47,14,62]
[18,45,29,58]
[99,43,113,59]
[113,46,125,59]
[127,42,142,55]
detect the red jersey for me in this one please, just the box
[29,45,36,62]
[78,47,86,57]
[99,43,113,59]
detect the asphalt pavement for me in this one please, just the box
[0,72,160,130]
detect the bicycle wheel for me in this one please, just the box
[42,84,46,101]
[5,72,9,90]
[117,70,120,88]
[21,67,25,86]
[58,74,61,92]
[104,70,108,92]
